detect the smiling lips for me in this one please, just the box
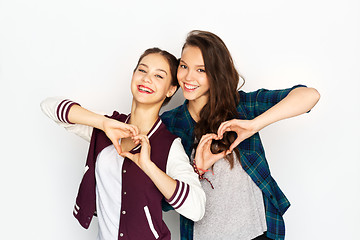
[138,85,154,94]
[184,83,199,91]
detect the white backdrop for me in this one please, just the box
[1,0,359,239]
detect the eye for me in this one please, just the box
[138,68,146,73]
[155,74,164,79]
[197,68,205,73]
[179,64,188,69]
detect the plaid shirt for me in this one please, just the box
[160,85,306,240]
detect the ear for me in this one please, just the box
[166,85,177,98]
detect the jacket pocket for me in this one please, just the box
[143,206,159,239]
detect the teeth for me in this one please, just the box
[184,83,198,90]
[139,86,153,93]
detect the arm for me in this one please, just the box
[251,87,320,131]
[218,87,320,151]
[41,97,139,151]
[122,137,206,221]
[40,97,93,141]
[67,104,139,154]
[164,138,206,221]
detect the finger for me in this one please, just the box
[133,135,151,149]
[198,135,214,149]
[198,133,211,144]
[229,137,243,152]
[199,133,217,145]
[120,151,134,160]
[111,138,122,155]
[132,138,140,145]
[217,122,231,138]
[132,134,146,143]
[140,135,150,151]
[203,138,213,151]
[128,124,139,137]
[142,135,150,144]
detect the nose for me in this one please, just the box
[143,73,152,83]
[185,69,194,82]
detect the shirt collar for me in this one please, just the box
[182,100,196,128]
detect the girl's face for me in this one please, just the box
[177,46,210,104]
[131,53,177,106]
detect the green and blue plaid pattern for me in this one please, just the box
[161,85,306,240]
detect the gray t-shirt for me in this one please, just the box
[194,153,267,240]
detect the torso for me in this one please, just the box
[193,153,267,240]
[90,114,175,240]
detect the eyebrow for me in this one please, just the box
[139,63,168,75]
[179,59,205,68]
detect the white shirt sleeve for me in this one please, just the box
[165,138,206,222]
[40,97,93,142]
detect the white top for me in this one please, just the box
[95,144,124,240]
[194,153,267,240]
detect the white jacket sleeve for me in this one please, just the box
[165,138,206,222]
[40,97,93,142]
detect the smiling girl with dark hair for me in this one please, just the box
[159,30,320,240]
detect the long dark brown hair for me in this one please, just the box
[134,48,179,106]
[183,30,245,168]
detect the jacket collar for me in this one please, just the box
[125,114,162,152]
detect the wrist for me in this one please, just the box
[140,158,155,173]
[251,116,268,132]
[97,116,108,131]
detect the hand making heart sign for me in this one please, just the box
[102,118,156,169]
[101,117,139,155]
[195,119,258,174]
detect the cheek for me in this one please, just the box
[130,76,136,87]
[201,75,210,87]
[177,68,185,81]
[130,74,139,90]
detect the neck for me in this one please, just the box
[187,96,209,122]
[129,100,161,135]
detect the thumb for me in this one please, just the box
[110,137,122,155]
[208,150,227,166]
[120,151,134,160]
[214,150,227,160]
[229,138,242,152]
[114,144,122,155]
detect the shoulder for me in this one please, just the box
[238,84,308,104]
[161,104,184,120]
[237,89,264,101]
[156,121,178,141]
[149,121,178,158]
[238,84,307,99]
[160,103,186,127]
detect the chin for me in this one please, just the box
[182,92,198,101]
